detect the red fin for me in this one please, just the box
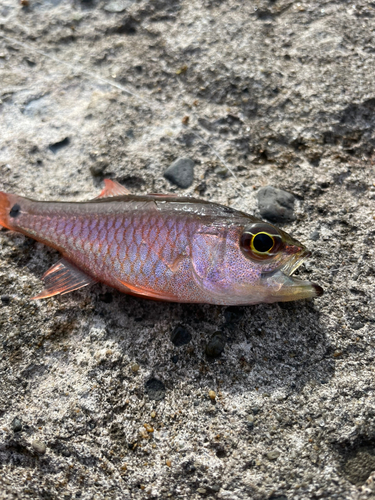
[95,179,130,199]
[0,192,12,229]
[31,259,96,300]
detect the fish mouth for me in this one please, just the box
[280,248,311,276]
[263,248,323,301]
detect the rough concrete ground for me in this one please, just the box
[0,0,375,498]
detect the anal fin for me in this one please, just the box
[95,179,130,199]
[31,259,96,300]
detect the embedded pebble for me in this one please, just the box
[352,322,364,330]
[310,230,320,241]
[170,325,192,347]
[32,440,46,455]
[205,333,226,357]
[104,0,134,13]
[266,450,280,461]
[1,295,10,305]
[12,417,22,432]
[164,157,195,189]
[257,186,295,222]
[208,390,216,400]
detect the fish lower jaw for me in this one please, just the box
[264,271,323,303]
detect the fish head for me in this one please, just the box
[191,219,323,305]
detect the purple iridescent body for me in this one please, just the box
[0,180,322,304]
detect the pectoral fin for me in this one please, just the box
[31,259,96,300]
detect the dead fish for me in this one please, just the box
[0,180,323,305]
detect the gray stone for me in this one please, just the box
[266,450,280,461]
[170,325,192,347]
[310,230,320,241]
[164,158,195,189]
[257,186,295,223]
[351,322,364,330]
[32,440,46,455]
[12,417,22,432]
[205,333,225,358]
[103,0,134,13]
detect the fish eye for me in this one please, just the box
[240,223,282,260]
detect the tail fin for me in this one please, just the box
[0,192,13,229]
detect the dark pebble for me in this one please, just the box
[171,355,179,363]
[206,332,226,358]
[1,295,10,305]
[87,420,96,430]
[62,448,71,457]
[145,378,166,401]
[171,325,192,347]
[257,186,295,222]
[310,230,320,241]
[164,157,194,189]
[12,417,22,432]
[352,322,364,330]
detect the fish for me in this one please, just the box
[0,179,323,305]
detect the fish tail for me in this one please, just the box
[0,192,12,229]
[0,192,24,230]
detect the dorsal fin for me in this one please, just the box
[31,259,96,300]
[95,179,131,199]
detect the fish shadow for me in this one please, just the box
[89,283,334,397]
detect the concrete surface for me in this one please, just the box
[0,0,375,499]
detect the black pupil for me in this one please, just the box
[253,233,273,253]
